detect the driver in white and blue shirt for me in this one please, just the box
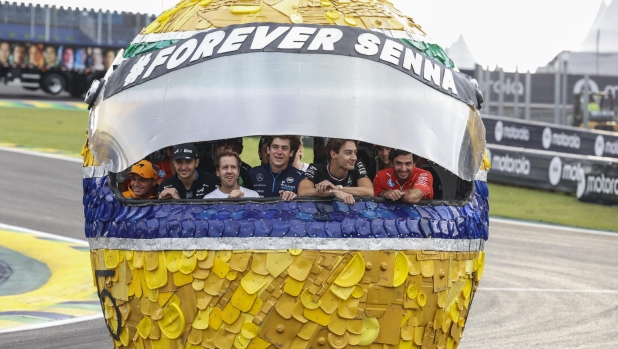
[204,148,260,199]
[248,136,304,201]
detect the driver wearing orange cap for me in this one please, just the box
[122,160,159,200]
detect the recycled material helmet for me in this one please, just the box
[82,1,490,348]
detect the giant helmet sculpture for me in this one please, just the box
[82,0,490,348]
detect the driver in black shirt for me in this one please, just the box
[158,143,218,199]
[298,138,374,204]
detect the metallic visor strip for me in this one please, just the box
[475,170,488,182]
[88,237,484,252]
[83,166,108,179]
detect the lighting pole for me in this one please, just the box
[524,70,531,121]
[514,66,519,119]
[498,67,504,117]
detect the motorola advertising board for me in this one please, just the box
[577,162,618,205]
[487,144,618,205]
[484,115,618,159]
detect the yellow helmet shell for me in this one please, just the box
[143,0,425,35]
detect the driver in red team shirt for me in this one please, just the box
[373,149,433,203]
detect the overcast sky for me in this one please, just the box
[15,0,609,71]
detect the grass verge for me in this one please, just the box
[0,107,87,155]
[488,182,618,232]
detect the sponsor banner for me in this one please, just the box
[578,163,618,205]
[487,144,618,205]
[487,144,586,193]
[484,116,618,158]
[104,23,478,107]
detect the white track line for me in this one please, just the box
[489,218,618,237]
[0,146,81,163]
[0,222,87,245]
[479,287,618,293]
[0,314,103,334]
[0,222,102,334]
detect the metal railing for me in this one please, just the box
[0,1,156,47]
[474,65,616,128]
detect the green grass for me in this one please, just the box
[0,107,87,155]
[488,182,618,232]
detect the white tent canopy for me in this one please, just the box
[446,35,477,71]
[537,0,618,76]
[577,0,618,53]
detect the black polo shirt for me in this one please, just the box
[304,161,368,187]
[158,171,218,199]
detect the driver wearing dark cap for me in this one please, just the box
[158,143,218,199]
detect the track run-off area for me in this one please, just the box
[0,148,616,348]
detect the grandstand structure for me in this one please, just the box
[0,1,156,48]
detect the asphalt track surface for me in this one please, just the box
[0,84,81,101]
[0,149,617,348]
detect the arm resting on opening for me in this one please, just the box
[298,178,331,197]
[341,177,374,197]
[401,188,425,204]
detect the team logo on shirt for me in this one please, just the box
[387,179,395,187]
[417,173,430,186]
[305,167,316,179]
[256,174,264,181]
[158,170,166,178]
[286,177,294,183]
[357,162,367,176]
[281,181,296,192]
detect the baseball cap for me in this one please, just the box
[173,143,199,160]
[128,160,158,179]
[259,136,269,147]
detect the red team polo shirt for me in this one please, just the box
[373,167,434,199]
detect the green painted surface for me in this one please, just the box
[0,315,52,324]
[0,99,87,110]
[0,246,51,297]
[50,303,101,311]
[488,182,618,232]
[0,107,87,155]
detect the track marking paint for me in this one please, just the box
[0,146,81,163]
[0,314,103,334]
[479,287,618,294]
[0,223,102,334]
[490,218,618,237]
